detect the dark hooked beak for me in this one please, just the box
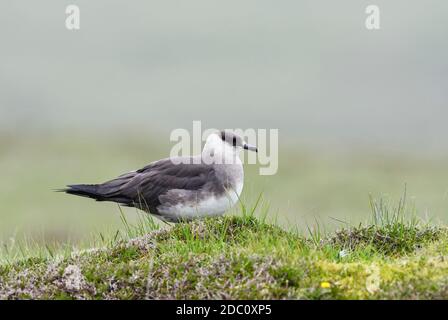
[243,143,258,152]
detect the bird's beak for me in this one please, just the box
[243,143,258,152]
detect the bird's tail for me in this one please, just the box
[59,172,138,205]
[60,184,106,201]
[58,182,134,206]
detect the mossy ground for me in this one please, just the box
[1,212,447,300]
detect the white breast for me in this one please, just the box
[157,181,244,222]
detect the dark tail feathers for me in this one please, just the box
[60,184,133,206]
[63,184,106,201]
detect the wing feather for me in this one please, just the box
[96,159,219,213]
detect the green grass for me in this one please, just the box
[1,194,447,300]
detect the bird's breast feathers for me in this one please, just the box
[156,181,243,222]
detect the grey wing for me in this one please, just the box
[96,159,220,213]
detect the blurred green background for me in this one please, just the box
[1,1,447,244]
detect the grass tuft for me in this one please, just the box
[327,189,441,256]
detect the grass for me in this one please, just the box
[1,194,447,300]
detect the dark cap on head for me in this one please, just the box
[219,130,257,152]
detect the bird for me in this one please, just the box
[62,131,258,222]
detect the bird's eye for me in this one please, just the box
[232,137,237,146]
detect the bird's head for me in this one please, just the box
[202,130,257,163]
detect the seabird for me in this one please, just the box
[62,131,258,222]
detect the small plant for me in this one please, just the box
[330,188,441,255]
[369,186,419,228]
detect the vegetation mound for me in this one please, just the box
[1,213,447,300]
